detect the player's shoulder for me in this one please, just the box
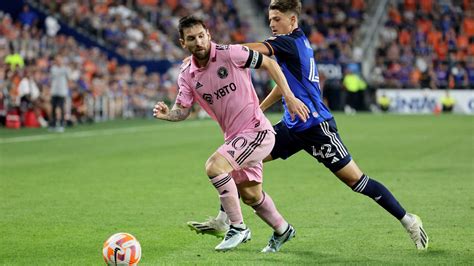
[214,44,231,58]
[179,58,191,74]
[266,29,302,42]
[216,44,249,62]
[266,33,292,41]
[216,43,245,57]
[216,44,230,51]
[216,43,249,53]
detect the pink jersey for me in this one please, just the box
[176,42,273,140]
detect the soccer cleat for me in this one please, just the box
[261,224,296,253]
[187,217,229,238]
[405,214,429,250]
[215,225,251,251]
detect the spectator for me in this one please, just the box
[49,55,69,132]
[377,93,391,112]
[449,62,468,89]
[420,65,438,90]
[70,87,90,124]
[45,15,60,37]
[0,68,6,126]
[434,62,450,89]
[466,59,474,88]
[343,67,366,114]
[4,53,25,71]
[440,90,455,112]
[19,5,38,27]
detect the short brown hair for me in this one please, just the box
[178,16,208,39]
[269,0,302,17]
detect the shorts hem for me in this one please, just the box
[328,156,352,172]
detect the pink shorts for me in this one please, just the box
[217,130,275,184]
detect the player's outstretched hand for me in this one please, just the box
[286,96,310,122]
[153,101,170,120]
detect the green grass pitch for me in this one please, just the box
[1,113,473,265]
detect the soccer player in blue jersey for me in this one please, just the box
[188,0,428,252]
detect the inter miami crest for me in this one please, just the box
[217,66,228,79]
[202,93,213,104]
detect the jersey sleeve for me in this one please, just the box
[262,35,294,57]
[229,44,263,69]
[175,75,194,108]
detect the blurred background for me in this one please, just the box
[0,0,473,130]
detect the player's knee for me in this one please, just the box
[205,159,215,177]
[241,194,260,206]
[205,157,221,177]
[240,190,262,206]
[346,175,361,187]
[334,161,363,187]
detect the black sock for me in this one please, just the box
[352,174,406,219]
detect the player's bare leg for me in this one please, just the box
[187,154,278,237]
[205,152,251,251]
[187,157,231,238]
[237,181,295,253]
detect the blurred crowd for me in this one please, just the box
[0,9,180,130]
[254,0,369,113]
[255,0,367,65]
[373,0,474,89]
[37,0,249,60]
[0,1,267,130]
[2,1,472,129]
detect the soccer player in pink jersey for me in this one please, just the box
[153,16,310,252]
[187,0,428,252]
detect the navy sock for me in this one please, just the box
[352,174,406,220]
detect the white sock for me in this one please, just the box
[400,213,415,228]
[216,210,228,223]
[275,221,289,235]
[231,223,246,230]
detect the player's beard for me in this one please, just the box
[193,48,210,60]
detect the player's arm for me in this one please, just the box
[242,42,272,56]
[259,55,310,121]
[153,101,191,122]
[260,85,282,112]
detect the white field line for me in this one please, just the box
[0,121,204,144]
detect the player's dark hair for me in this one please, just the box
[269,0,302,17]
[178,16,207,39]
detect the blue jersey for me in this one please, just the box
[263,28,333,132]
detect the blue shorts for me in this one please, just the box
[270,118,352,172]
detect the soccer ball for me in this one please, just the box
[102,232,141,265]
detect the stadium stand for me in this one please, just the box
[253,0,370,111]
[37,0,183,60]
[1,1,472,129]
[0,1,274,129]
[254,0,367,65]
[374,0,474,89]
[36,0,248,61]
[0,9,175,128]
